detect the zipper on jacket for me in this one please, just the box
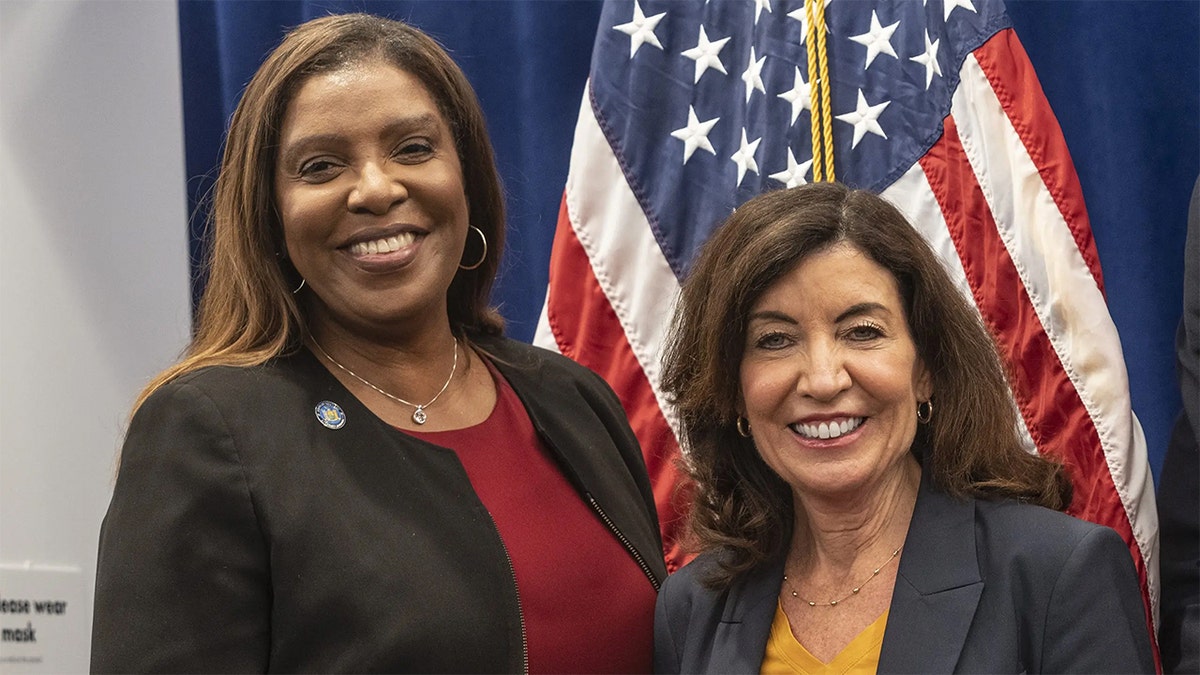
[485,510,528,675]
[585,493,662,591]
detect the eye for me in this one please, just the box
[297,157,343,183]
[753,331,793,350]
[844,321,885,342]
[393,139,435,162]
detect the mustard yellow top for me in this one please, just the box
[760,602,889,675]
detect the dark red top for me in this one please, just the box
[408,362,656,674]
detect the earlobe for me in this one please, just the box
[915,361,933,401]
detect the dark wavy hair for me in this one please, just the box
[660,182,1072,588]
[134,13,504,414]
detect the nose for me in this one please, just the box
[347,160,407,215]
[798,341,852,401]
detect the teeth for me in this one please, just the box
[791,417,864,440]
[348,232,416,256]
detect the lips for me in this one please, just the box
[346,231,418,256]
[790,417,865,440]
[339,227,426,274]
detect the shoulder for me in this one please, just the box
[660,551,725,602]
[964,496,1138,605]
[478,336,622,409]
[659,549,779,618]
[972,497,1126,564]
[154,353,312,400]
[657,551,731,639]
[656,550,783,674]
[479,336,609,385]
[911,485,1135,597]
[655,552,725,675]
[914,479,1127,574]
[132,353,323,438]
[967,498,1153,672]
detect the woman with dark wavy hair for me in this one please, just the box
[655,182,1152,674]
[91,14,664,673]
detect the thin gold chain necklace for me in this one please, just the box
[310,337,458,425]
[783,547,901,607]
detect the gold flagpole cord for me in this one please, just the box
[804,0,835,183]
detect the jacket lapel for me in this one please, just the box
[707,555,786,673]
[479,337,669,582]
[879,475,983,674]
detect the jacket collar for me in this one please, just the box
[291,336,668,584]
[707,470,983,674]
[878,471,983,674]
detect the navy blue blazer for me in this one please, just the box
[654,475,1155,674]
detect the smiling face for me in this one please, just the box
[739,241,932,503]
[274,59,469,340]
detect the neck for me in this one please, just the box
[790,456,921,568]
[302,290,459,354]
[306,316,462,406]
[309,309,456,363]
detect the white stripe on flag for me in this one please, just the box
[953,53,1158,620]
[561,83,683,434]
[881,164,1040,458]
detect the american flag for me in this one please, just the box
[533,0,1158,646]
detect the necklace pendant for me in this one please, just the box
[412,407,427,425]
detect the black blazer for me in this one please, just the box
[654,474,1154,674]
[92,336,666,673]
[1158,176,1200,674]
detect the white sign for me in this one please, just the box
[0,564,88,674]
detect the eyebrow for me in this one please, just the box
[278,112,444,165]
[834,302,892,323]
[746,302,892,325]
[746,309,797,325]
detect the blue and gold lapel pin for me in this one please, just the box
[315,401,346,430]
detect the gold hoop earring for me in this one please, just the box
[917,400,933,424]
[459,226,487,270]
[736,416,752,438]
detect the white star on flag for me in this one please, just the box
[730,128,761,186]
[785,0,831,44]
[943,0,978,21]
[753,0,773,25]
[835,89,890,148]
[777,66,813,125]
[612,0,666,59]
[768,148,813,188]
[681,25,731,83]
[848,10,900,70]
[670,106,720,164]
[910,31,942,89]
[741,46,767,103]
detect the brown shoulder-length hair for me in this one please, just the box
[134,13,505,413]
[661,182,1072,587]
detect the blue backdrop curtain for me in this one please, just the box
[177,0,1199,481]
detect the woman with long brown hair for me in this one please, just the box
[655,182,1153,673]
[91,14,664,673]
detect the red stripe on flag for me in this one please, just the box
[974,28,1106,296]
[976,31,1158,667]
[544,194,691,572]
[919,119,1157,663]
